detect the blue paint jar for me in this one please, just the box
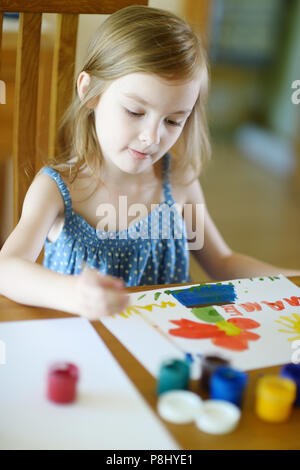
[210,366,248,407]
[280,363,300,406]
[157,359,190,395]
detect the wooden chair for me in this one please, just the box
[0,0,147,228]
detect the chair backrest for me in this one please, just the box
[0,1,147,226]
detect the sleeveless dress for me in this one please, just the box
[41,153,190,286]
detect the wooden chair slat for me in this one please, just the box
[0,1,148,227]
[12,12,42,224]
[49,13,79,159]
[0,13,3,72]
[0,0,147,15]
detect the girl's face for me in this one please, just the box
[93,72,200,176]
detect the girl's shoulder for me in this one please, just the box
[171,163,204,205]
[14,171,66,248]
[32,170,66,215]
[39,160,97,200]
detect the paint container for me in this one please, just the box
[280,364,300,406]
[47,362,79,404]
[157,390,203,424]
[199,355,230,393]
[210,366,248,407]
[157,359,190,395]
[255,375,296,422]
[195,400,241,435]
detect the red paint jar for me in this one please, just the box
[47,362,79,404]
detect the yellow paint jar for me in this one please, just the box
[256,376,296,423]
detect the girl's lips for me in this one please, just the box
[128,148,150,160]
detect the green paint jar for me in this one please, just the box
[157,359,190,395]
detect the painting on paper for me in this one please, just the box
[102,275,300,375]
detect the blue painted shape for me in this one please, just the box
[170,284,237,307]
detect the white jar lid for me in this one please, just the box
[157,390,203,424]
[195,400,241,435]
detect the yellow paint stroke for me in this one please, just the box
[113,301,176,319]
[275,313,300,341]
[137,301,176,312]
[215,320,241,337]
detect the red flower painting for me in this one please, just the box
[169,317,261,351]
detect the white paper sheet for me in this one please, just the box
[102,313,186,378]
[0,317,179,450]
[102,275,300,377]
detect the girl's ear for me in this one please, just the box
[77,71,91,100]
[77,71,98,109]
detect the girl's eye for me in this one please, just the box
[124,108,182,127]
[166,119,182,127]
[125,108,143,117]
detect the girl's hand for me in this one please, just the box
[74,267,130,320]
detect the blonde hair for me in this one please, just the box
[49,5,210,186]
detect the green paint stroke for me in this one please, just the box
[154,292,162,301]
[191,306,224,323]
[137,294,146,301]
[171,284,205,294]
[269,276,280,281]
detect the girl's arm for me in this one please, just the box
[0,174,128,317]
[183,179,300,281]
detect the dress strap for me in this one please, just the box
[162,153,175,206]
[40,167,72,218]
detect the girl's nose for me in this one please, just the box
[139,122,161,146]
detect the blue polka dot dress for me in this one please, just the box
[42,153,190,286]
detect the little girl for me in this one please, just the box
[0,6,299,320]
